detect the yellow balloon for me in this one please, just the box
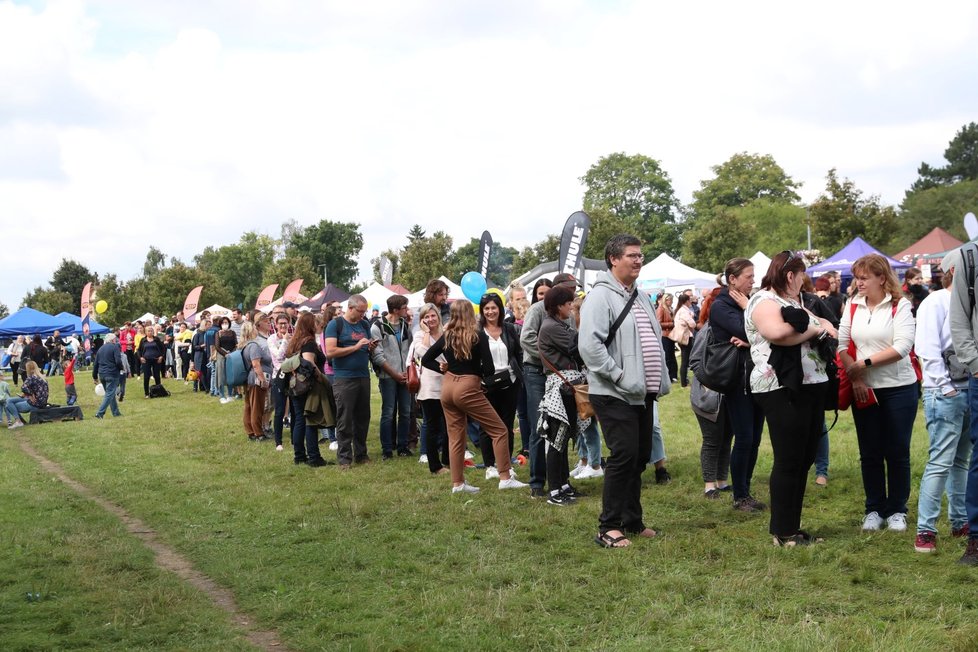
[486,287,505,306]
[95,300,108,314]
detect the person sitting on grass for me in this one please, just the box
[7,361,50,429]
[0,371,14,426]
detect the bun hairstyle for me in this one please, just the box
[723,258,753,285]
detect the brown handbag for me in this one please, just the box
[406,359,421,394]
[541,355,594,420]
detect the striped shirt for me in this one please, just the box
[631,295,662,393]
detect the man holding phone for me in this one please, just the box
[325,295,378,468]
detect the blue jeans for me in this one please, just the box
[726,387,765,500]
[814,422,830,478]
[97,374,122,417]
[523,364,547,489]
[271,377,288,446]
[852,383,918,517]
[649,401,667,465]
[967,377,978,539]
[578,420,602,466]
[517,380,531,454]
[918,389,970,534]
[378,377,412,455]
[8,397,35,420]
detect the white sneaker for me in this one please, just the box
[220,397,231,404]
[485,466,499,479]
[578,465,605,479]
[328,441,339,451]
[862,511,884,531]
[275,444,283,451]
[418,454,428,464]
[464,450,474,460]
[498,476,528,490]
[570,461,587,478]
[8,420,24,430]
[452,483,480,494]
[886,513,908,532]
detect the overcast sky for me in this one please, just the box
[2,0,977,310]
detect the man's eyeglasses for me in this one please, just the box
[779,250,797,274]
[622,253,644,261]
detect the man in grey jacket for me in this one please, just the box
[948,241,978,564]
[371,294,414,458]
[580,234,670,548]
[92,333,124,419]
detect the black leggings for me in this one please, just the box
[480,382,518,468]
[421,398,450,473]
[142,360,162,395]
[11,361,20,384]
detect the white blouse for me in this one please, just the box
[408,334,444,401]
[485,329,515,382]
[837,293,917,389]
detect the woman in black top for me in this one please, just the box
[477,292,523,477]
[285,312,328,467]
[137,326,165,398]
[537,284,589,505]
[422,300,528,494]
[215,317,238,402]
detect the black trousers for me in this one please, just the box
[698,404,733,483]
[421,398,450,473]
[662,337,678,381]
[545,395,576,492]
[142,360,162,396]
[592,393,656,535]
[480,382,518,468]
[754,384,827,537]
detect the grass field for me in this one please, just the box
[3,375,978,651]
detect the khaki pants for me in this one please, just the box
[244,385,268,437]
[440,373,511,486]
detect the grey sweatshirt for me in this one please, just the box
[579,271,671,405]
[949,243,978,375]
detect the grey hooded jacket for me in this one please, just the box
[579,271,671,405]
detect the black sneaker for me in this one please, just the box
[959,539,978,566]
[655,467,672,485]
[547,492,575,506]
[530,487,547,499]
[562,484,584,498]
[397,450,412,457]
[733,497,763,513]
[745,495,767,511]
[294,458,308,465]
[306,458,329,467]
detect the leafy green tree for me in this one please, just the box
[143,246,168,278]
[692,152,801,213]
[51,259,97,311]
[398,231,454,291]
[284,220,364,289]
[144,264,234,316]
[0,303,9,319]
[740,200,809,254]
[407,224,426,243]
[194,232,277,308]
[370,248,400,285]
[91,274,132,326]
[21,287,74,315]
[510,234,559,278]
[682,209,755,273]
[583,208,635,260]
[261,256,321,295]
[450,238,518,288]
[911,122,978,193]
[896,179,978,248]
[810,169,898,253]
[581,152,682,255]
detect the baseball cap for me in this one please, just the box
[553,273,582,287]
[282,301,297,308]
[941,249,963,273]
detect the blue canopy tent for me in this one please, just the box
[54,312,111,336]
[808,237,911,278]
[0,307,76,337]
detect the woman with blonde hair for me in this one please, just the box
[408,303,450,474]
[6,360,49,429]
[239,316,273,442]
[838,253,918,532]
[422,301,528,493]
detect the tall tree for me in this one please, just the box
[398,231,454,291]
[450,238,517,288]
[911,122,978,193]
[143,246,168,278]
[582,208,635,260]
[581,152,682,256]
[0,303,8,319]
[370,248,401,285]
[194,232,277,307]
[682,209,755,273]
[896,179,978,248]
[810,169,898,253]
[692,152,801,213]
[284,220,364,289]
[21,287,74,315]
[144,264,234,316]
[407,224,426,243]
[261,256,321,295]
[51,259,97,311]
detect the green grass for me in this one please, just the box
[4,376,978,650]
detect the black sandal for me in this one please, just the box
[594,532,630,548]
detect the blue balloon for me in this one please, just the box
[460,271,488,303]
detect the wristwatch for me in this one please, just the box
[864,358,873,367]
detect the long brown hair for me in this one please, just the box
[761,250,806,296]
[286,312,316,356]
[444,300,479,360]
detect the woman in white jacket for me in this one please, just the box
[408,303,449,474]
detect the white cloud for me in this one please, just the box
[1,0,977,310]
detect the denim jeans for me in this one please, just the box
[290,392,323,463]
[649,401,667,465]
[726,387,765,500]
[379,377,412,455]
[271,377,288,446]
[7,397,35,419]
[814,423,830,478]
[523,364,547,489]
[918,389,970,534]
[96,374,122,417]
[516,381,531,454]
[852,383,918,517]
[578,420,602,467]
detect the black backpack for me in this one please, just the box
[148,384,170,398]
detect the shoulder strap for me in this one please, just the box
[540,354,575,388]
[604,289,639,345]
[967,244,977,314]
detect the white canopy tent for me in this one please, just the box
[133,312,157,324]
[636,253,717,292]
[344,283,396,312]
[749,251,773,287]
[200,304,231,318]
[405,276,467,308]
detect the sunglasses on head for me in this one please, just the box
[779,250,798,274]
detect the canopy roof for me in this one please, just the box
[0,307,76,337]
[405,276,467,308]
[893,227,964,263]
[345,283,396,312]
[54,312,111,336]
[637,253,717,290]
[298,284,351,311]
[808,237,911,277]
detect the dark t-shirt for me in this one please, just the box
[140,338,164,360]
[324,317,371,379]
[300,340,327,370]
[422,331,495,377]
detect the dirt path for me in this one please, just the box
[16,435,292,652]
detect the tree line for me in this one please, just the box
[18,122,978,323]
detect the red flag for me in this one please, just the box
[255,283,279,310]
[80,282,92,319]
[282,278,304,303]
[183,285,204,321]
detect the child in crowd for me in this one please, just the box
[64,356,77,406]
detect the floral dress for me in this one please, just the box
[745,289,828,394]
